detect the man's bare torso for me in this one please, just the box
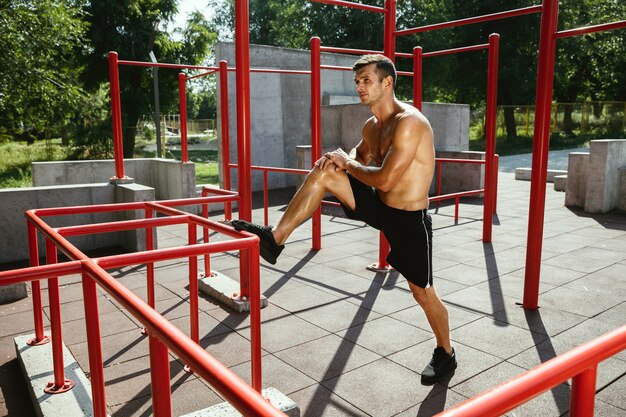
[361,102,435,211]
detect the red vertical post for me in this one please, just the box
[188,223,199,345]
[310,36,322,250]
[570,366,597,417]
[482,33,500,243]
[493,155,499,213]
[263,170,269,226]
[219,60,233,220]
[44,239,75,393]
[235,0,252,222]
[178,73,189,163]
[248,245,262,392]
[81,272,107,417]
[145,208,155,309]
[383,0,397,59]
[149,335,172,417]
[108,52,125,180]
[413,46,423,111]
[26,221,49,345]
[201,192,211,274]
[524,0,559,309]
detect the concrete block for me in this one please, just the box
[181,387,299,417]
[515,168,567,183]
[554,175,567,192]
[114,183,156,252]
[14,334,98,417]
[0,283,28,303]
[198,271,268,313]
[619,167,626,212]
[565,152,589,207]
[436,151,484,194]
[585,139,626,213]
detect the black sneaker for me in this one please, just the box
[421,347,457,385]
[229,220,284,265]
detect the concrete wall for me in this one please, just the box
[32,159,195,201]
[565,139,626,213]
[215,42,361,192]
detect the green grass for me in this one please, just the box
[0,140,72,188]
[166,149,219,185]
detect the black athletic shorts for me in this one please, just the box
[340,174,433,288]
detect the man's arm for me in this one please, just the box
[328,115,424,191]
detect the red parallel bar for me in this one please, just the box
[188,223,199,346]
[250,68,310,75]
[108,52,125,180]
[524,0,559,310]
[118,60,217,71]
[555,19,626,39]
[149,334,172,417]
[235,0,253,223]
[57,215,189,237]
[320,46,382,55]
[311,36,322,251]
[80,260,286,416]
[201,192,211,274]
[436,158,486,164]
[423,43,489,58]
[248,243,262,392]
[186,69,218,80]
[44,239,75,393]
[320,64,353,71]
[219,60,233,220]
[263,170,269,226]
[413,47,422,110]
[396,4,543,37]
[436,161,442,200]
[383,0,397,58]
[397,71,413,77]
[435,325,626,417]
[145,208,156,310]
[493,155,499,213]
[26,220,48,345]
[570,366,597,417]
[429,189,484,202]
[81,272,107,417]
[179,73,189,163]
[310,0,384,13]
[482,34,500,243]
[0,261,82,286]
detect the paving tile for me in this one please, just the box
[434,264,499,286]
[321,358,441,417]
[0,309,49,338]
[61,309,139,345]
[590,237,626,253]
[538,285,623,318]
[267,285,342,313]
[492,301,587,337]
[337,316,432,357]
[208,302,291,331]
[592,398,626,417]
[274,333,382,383]
[450,360,528,400]
[592,302,626,328]
[596,373,626,411]
[198,330,264,368]
[313,272,385,299]
[473,273,556,301]
[295,299,382,333]
[229,354,316,395]
[344,284,417,316]
[563,271,626,299]
[390,303,482,333]
[288,383,369,417]
[506,263,586,286]
[543,252,618,274]
[450,317,547,360]
[392,388,469,417]
[442,286,515,318]
[508,383,573,417]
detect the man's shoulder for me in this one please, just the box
[396,105,430,128]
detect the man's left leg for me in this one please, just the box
[409,283,457,384]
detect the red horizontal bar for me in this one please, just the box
[310,0,384,13]
[118,59,218,71]
[251,68,311,75]
[397,71,414,77]
[429,189,484,203]
[229,163,309,176]
[0,260,83,286]
[555,19,626,39]
[436,158,487,164]
[396,5,542,37]
[423,43,489,58]
[436,325,626,417]
[320,46,383,56]
[186,70,219,80]
[320,64,353,71]
[58,215,190,237]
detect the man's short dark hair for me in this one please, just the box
[352,54,397,87]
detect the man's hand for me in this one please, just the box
[314,148,352,171]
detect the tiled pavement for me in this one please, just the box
[1,169,625,417]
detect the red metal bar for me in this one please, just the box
[81,272,107,417]
[423,43,489,58]
[250,68,310,75]
[219,60,233,219]
[178,73,189,163]
[435,325,626,417]
[383,0,397,59]
[263,170,269,226]
[436,161,442,197]
[493,155,499,213]
[145,208,156,310]
[524,0,559,310]
[482,34,500,243]
[149,334,172,417]
[0,261,83,286]
[570,366,597,417]
[556,19,626,39]
[396,5,543,37]
[310,0,385,13]
[26,220,48,345]
[320,46,382,55]
[186,69,219,80]
[235,0,253,222]
[311,36,322,251]
[320,64,353,71]
[188,223,199,347]
[44,239,75,393]
[118,60,217,71]
[108,52,125,180]
[413,47,422,110]
[58,215,188,237]
[201,191,211,274]
[248,244,262,392]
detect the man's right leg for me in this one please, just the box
[272,163,355,245]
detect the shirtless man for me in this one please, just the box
[230,54,456,384]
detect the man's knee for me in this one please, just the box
[307,162,343,184]
[409,283,435,306]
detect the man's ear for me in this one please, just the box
[384,75,393,89]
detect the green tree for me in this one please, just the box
[0,0,88,143]
[83,2,217,158]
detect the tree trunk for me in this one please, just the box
[562,103,574,134]
[504,106,518,140]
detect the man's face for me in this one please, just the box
[354,64,385,106]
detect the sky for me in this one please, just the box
[171,0,214,31]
